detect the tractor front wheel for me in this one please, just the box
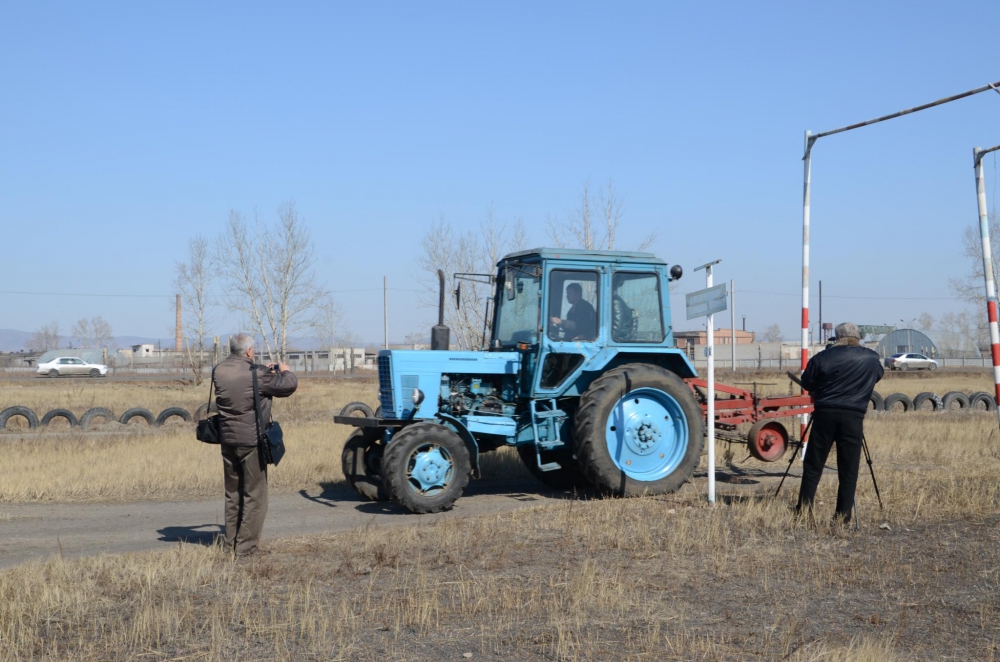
[381,422,471,513]
[341,429,387,501]
[574,363,704,496]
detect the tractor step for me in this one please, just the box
[533,409,567,419]
[538,461,562,472]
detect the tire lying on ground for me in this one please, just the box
[970,392,997,412]
[0,406,40,430]
[156,407,192,427]
[868,390,885,412]
[883,392,913,413]
[119,408,155,426]
[941,391,971,411]
[80,407,116,431]
[194,402,218,420]
[912,392,943,412]
[573,363,704,497]
[338,401,375,418]
[41,408,79,428]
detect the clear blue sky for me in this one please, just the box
[2,1,999,344]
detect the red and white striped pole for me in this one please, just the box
[974,145,1000,429]
[800,131,814,441]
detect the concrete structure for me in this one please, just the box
[131,344,156,356]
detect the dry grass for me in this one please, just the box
[1,377,999,659]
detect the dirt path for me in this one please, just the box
[0,462,810,569]
[0,480,574,569]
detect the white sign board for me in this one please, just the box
[685,283,728,320]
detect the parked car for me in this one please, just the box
[884,352,938,371]
[36,357,109,378]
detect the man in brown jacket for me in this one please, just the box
[214,333,298,557]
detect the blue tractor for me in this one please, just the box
[336,248,704,514]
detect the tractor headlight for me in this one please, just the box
[412,388,425,406]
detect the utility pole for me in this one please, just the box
[818,280,823,343]
[383,276,389,350]
[973,143,1000,431]
[730,279,736,371]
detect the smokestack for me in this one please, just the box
[175,294,183,351]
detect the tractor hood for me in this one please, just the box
[378,349,521,419]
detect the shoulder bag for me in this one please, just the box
[251,365,285,466]
[195,367,221,444]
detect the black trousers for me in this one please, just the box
[796,410,864,522]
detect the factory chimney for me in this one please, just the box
[175,294,183,351]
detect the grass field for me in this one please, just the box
[0,373,998,659]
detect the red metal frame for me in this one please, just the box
[685,378,814,430]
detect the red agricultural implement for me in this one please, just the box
[685,379,813,462]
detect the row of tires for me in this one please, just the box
[0,406,198,431]
[870,390,996,413]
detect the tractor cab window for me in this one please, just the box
[548,270,599,341]
[493,268,541,346]
[612,272,665,342]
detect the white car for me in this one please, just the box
[884,352,938,371]
[36,357,109,378]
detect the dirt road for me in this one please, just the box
[0,480,571,568]
[0,464,801,569]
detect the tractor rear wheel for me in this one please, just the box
[381,421,471,513]
[341,429,388,501]
[515,444,591,490]
[573,363,704,496]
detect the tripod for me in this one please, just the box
[774,418,882,526]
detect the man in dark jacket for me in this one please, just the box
[550,282,597,340]
[214,333,298,556]
[797,322,884,523]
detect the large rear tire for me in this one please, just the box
[341,429,388,501]
[573,363,703,496]
[381,421,471,513]
[515,444,591,490]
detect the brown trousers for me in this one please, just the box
[222,445,268,555]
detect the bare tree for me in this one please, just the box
[547,178,658,252]
[215,200,327,361]
[310,294,344,351]
[70,316,113,349]
[949,210,1000,306]
[417,206,528,350]
[91,317,115,348]
[917,312,935,331]
[175,236,214,384]
[71,318,93,348]
[761,324,783,343]
[28,322,61,353]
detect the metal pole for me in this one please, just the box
[800,131,812,439]
[818,280,823,343]
[383,276,389,350]
[706,265,716,505]
[974,145,1000,430]
[731,279,736,371]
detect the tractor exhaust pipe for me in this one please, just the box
[431,269,451,350]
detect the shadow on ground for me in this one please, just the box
[156,524,224,545]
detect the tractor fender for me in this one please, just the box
[569,348,698,396]
[435,413,482,479]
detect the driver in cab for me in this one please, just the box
[550,282,597,340]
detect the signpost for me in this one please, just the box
[688,261,725,505]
